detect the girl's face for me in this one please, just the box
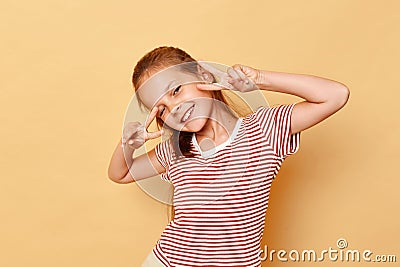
[137,67,215,132]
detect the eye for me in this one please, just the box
[172,85,181,95]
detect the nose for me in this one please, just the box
[170,103,181,115]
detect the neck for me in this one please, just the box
[195,102,239,144]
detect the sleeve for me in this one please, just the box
[154,139,172,182]
[254,103,301,159]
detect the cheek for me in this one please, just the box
[197,89,213,99]
[185,86,213,99]
[194,97,215,112]
[162,116,180,130]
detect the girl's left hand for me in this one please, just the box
[196,62,260,92]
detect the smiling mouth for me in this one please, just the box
[181,104,195,123]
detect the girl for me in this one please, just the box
[108,46,349,267]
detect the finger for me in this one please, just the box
[218,81,235,90]
[198,61,225,76]
[196,83,225,90]
[228,79,246,89]
[123,126,137,137]
[125,125,144,144]
[123,121,140,135]
[123,126,139,143]
[128,137,144,149]
[146,129,164,140]
[145,107,159,129]
[233,64,254,79]
[227,67,241,80]
[232,64,245,73]
[235,68,248,81]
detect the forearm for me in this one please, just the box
[108,138,135,181]
[256,70,349,105]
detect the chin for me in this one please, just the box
[181,118,209,133]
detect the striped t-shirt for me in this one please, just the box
[152,103,301,267]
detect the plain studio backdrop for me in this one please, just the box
[1,0,399,266]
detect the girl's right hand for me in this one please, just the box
[122,107,164,149]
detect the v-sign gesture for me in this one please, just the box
[122,107,164,149]
[197,61,260,92]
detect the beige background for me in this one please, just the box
[1,0,399,266]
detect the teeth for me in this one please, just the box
[182,106,194,122]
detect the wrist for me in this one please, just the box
[255,70,272,89]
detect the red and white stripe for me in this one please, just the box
[153,103,301,267]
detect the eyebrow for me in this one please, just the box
[152,80,176,109]
[165,80,176,91]
[159,80,177,98]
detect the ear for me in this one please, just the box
[197,65,214,83]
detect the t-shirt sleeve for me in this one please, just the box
[254,103,301,159]
[154,139,173,182]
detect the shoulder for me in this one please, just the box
[244,104,296,121]
[154,138,174,168]
[243,106,270,123]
